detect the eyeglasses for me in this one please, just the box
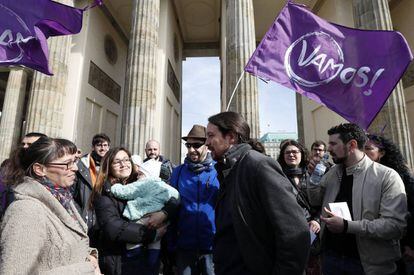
[112,158,131,167]
[47,157,79,170]
[284,150,301,155]
[185,142,204,149]
[95,143,109,148]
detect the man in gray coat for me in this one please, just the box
[308,123,407,275]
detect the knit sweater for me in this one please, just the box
[0,177,96,274]
[111,177,179,221]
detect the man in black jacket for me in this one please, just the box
[72,133,110,246]
[206,111,310,275]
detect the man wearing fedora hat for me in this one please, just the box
[167,124,219,275]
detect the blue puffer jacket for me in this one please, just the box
[168,154,219,252]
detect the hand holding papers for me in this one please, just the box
[328,202,353,221]
[321,203,352,234]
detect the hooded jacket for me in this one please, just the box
[168,154,219,252]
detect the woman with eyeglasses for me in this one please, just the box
[89,147,179,275]
[0,137,101,274]
[277,139,321,275]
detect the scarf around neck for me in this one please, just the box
[91,150,102,167]
[185,153,214,173]
[283,166,306,177]
[40,176,77,220]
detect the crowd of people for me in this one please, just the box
[0,111,413,275]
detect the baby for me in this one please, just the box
[111,157,179,251]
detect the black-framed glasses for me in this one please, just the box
[47,157,79,170]
[284,150,301,155]
[185,142,204,149]
[95,143,109,148]
[112,158,131,167]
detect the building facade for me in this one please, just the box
[259,132,298,160]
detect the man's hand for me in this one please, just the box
[320,207,345,233]
[309,220,320,234]
[147,211,168,229]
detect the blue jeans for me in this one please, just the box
[176,249,214,275]
[122,247,160,275]
[322,250,365,275]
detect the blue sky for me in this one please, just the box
[182,57,297,138]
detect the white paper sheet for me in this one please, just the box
[328,202,352,221]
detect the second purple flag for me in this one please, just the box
[244,1,413,129]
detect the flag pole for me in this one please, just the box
[226,71,245,111]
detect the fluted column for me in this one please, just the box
[353,0,413,167]
[0,69,28,163]
[122,0,159,155]
[225,0,260,138]
[24,0,72,137]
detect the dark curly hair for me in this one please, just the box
[367,134,414,185]
[277,139,309,169]
[328,123,367,150]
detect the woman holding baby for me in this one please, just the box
[89,147,179,275]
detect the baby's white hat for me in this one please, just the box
[131,155,143,166]
[139,159,161,178]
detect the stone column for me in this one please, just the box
[122,0,159,155]
[0,69,28,163]
[225,0,260,138]
[24,0,72,137]
[353,0,413,167]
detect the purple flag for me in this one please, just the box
[0,0,87,75]
[245,1,413,129]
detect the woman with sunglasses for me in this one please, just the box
[0,137,100,274]
[89,147,179,275]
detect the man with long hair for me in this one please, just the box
[206,111,310,275]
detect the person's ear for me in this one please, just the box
[226,131,238,145]
[32,163,47,177]
[348,139,359,152]
[378,150,385,161]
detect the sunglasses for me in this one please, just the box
[185,142,205,149]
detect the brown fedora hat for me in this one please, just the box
[182,124,207,141]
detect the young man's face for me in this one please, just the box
[312,144,326,158]
[328,134,349,164]
[206,123,233,161]
[21,136,41,149]
[93,141,110,158]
